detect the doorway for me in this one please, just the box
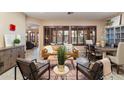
[26,24,39,49]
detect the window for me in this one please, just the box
[44,26,96,45]
[78,30,84,44]
[57,30,63,44]
[64,30,69,43]
[72,30,77,44]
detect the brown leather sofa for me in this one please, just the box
[41,45,79,60]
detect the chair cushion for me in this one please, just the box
[77,63,93,79]
[35,62,49,79]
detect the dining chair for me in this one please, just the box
[16,58,50,80]
[108,42,124,74]
[87,45,102,62]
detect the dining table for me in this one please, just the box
[95,47,117,58]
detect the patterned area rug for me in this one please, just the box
[41,62,87,80]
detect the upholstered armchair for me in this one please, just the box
[108,42,124,74]
[16,58,50,80]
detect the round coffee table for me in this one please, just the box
[53,65,69,80]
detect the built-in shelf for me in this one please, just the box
[105,25,124,45]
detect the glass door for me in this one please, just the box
[52,28,57,44]
[57,30,63,44]
[63,30,69,43]
[72,30,78,44]
[44,26,96,45]
[78,30,84,44]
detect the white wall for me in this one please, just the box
[0,12,26,48]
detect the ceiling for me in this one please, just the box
[25,12,120,21]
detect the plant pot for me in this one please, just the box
[58,65,64,72]
[14,44,20,46]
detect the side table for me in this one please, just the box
[53,65,69,80]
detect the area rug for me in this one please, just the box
[41,62,87,80]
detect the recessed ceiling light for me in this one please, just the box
[67,12,74,15]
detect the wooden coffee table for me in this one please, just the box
[53,65,69,80]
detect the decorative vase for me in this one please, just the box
[58,65,64,72]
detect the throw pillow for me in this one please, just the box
[45,45,53,53]
[64,43,73,52]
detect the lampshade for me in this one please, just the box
[86,40,93,45]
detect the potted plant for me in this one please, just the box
[57,45,67,72]
[106,19,113,26]
[13,38,21,46]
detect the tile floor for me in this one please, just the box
[0,47,124,80]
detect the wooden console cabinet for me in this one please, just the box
[0,45,25,75]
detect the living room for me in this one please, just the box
[0,12,124,80]
[1,0,124,93]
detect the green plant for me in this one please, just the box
[106,19,113,26]
[13,38,20,44]
[57,46,67,65]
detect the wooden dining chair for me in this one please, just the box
[87,45,102,62]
